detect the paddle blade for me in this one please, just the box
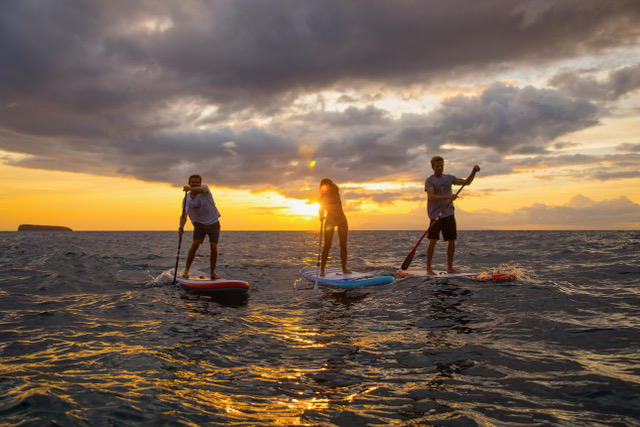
[400,250,416,271]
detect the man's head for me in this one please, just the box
[188,174,202,186]
[430,156,444,177]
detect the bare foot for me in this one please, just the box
[426,269,436,276]
[182,270,190,279]
[342,268,352,274]
[211,271,222,280]
[319,270,325,277]
[447,268,460,274]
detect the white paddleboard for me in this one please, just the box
[397,269,518,282]
[397,269,478,279]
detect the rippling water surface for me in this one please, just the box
[1,230,639,426]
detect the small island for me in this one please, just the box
[18,224,73,232]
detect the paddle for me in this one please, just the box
[400,168,477,271]
[314,218,325,290]
[172,191,188,286]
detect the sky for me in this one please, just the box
[1,0,640,231]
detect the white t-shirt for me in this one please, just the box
[184,185,221,225]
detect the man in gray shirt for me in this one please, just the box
[424,156,480,275]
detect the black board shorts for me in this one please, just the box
[427,215,457,241]
[193,221,221,243]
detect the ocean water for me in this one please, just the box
[0,230,639,426]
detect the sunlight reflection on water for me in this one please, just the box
[0,230,639,425]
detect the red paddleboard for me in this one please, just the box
[174,270,249,294]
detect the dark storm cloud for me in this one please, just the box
[549,64,640,101]
[309,83,602,184]
[431,83,600,154]
[1,0,639,195]
[0,83,611,189]
[4,0,637,105]
[503,152,640,182]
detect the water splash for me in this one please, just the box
[144,269,174,288]
[476,262,533,282]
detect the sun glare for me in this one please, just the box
[284,200,319,218]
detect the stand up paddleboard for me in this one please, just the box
[301,266,394,289]
[397,269,517,282]
[173,270,250,295]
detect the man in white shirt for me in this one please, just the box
[179,174,222,279]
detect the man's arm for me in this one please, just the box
[182,185,209,194]
[454,165,481,185]
[426,187,457,202]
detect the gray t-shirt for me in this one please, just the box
[185,184,221,225]
[424,174,457,220]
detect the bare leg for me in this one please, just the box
[446,239,459,273]
[183,240,202,278]
[320,226,335,276]
[426,238,438,275]
[337,222,351,274]
[209,242,221,279]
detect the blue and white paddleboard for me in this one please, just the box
[300,266,394,289]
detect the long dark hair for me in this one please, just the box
[319,178,339,195]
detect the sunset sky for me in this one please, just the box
[1,0,639,231]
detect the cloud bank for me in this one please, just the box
[1,0,639,227]
[458,195,640,230]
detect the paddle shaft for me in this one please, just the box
[400,169,475,271]
[172,191,188,285]
[314,218,325,290]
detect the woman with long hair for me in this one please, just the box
[318,178,351,277]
